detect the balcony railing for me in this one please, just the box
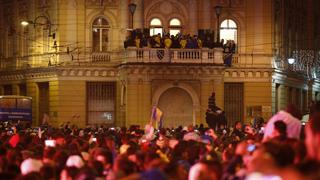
[0,48,278,71]
[91,52,112,62]
[125,47,224,64]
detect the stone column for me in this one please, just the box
[125,76,151,127]
[27,81,39,126]
[12,84,20,95]
[126,79,139,127]
[213,77,224,109]
[188,0,198,35]
[201,0,211,29]
[202,48,209,63]
[213,47,224,64]
[200,80,214,124]
[138,80,151,126]
[116,81,126,127]
[120,0,129,43]
[133,0,144,29]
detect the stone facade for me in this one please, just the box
[0,0,319,127]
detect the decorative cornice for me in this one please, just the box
[119,63,225,76]
[57,67,119,78]
[0,66,119,81]
[224,68,273,79]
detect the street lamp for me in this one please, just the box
[128,3,137,29]
[21,15,54,38]
[214,5,222,44]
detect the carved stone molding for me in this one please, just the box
[57,67,119,78]
[120,64,225,77]
[120,64,225,84]
[0,66,120,81]
[224,68,273,80]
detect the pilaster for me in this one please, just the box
[27,81,39,126]
[133,0,143,29]
[12,84,20,95]
[188,0,198,35]
[213,78,224,109]
[200,80,214,124]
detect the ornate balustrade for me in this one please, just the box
[91,52,112,62]
[0,48,282,72]
[125,47,224,64]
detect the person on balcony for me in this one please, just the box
[230,40,236,53]
[141,34,148,48]
[180,36,187,48]
[186,36,195,49]
[154,33,162,48]
[203,36,212,48]
[148,36,155,48]
[185,36,191,48]
[164,35,172,49]
[171,35,180,48]
[192,35,199,48]
[197,37,203,48]
[124,34,134,48]
[135,36,141,48]
[223,40,231,53]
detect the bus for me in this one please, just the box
[0,96,32,122]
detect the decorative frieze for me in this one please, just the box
[224,68,273,81]
[0,67,119,82]
[120,64,225,77]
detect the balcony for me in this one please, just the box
[125,47,224,64]
[90,52,112,63]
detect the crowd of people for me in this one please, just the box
[124,32,236,53]
[0,102,320,180]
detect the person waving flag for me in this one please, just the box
[150,106,164,128]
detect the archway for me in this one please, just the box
[157,87,193,128]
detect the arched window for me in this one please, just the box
[150,18,163,36]
[220,19,237,44]
[169,18,182,36]
[92,17,110,52]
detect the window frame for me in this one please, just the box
[220,19,238,44]
[169,18,182,36]
[92,17,110,52]
[149,18,163,36]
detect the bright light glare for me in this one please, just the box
[21,21,29,26]
[288,58,295,64]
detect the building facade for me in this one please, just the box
[0,0,319,127]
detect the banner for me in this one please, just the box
[151,106,163,122]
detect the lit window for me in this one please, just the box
[169,18,181,26]
[92,17,110,52]
[150,18,163,36]
[220,19,237,44]
[150,18,162,26]
[169,18,182,36]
